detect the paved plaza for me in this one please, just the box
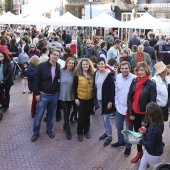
[0,79,170,170]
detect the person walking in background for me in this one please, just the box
[73,58,95,142]
[162,38,170,65]
[143,40,157,76]
[95,58,115,147]
[65,30,72,48]
[39,47,49,64]
[128,33,141,50]
[107,39,121,64]
[21,62,28,94]
[27,55,40,118]
[0,52,13,113]
[83,40,95,58]
[77,33,83,57]
[131,45,151,71]
[59,57,76,140]
[127,61,157,163]
[31,50,60,142]
[111,61,136,156]
[104,32,114,44]
[98,42,107,62]
[94,40,100,59]
[28,43,40,58]
[138,102,164,170]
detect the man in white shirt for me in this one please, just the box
[107,39,121,64]
[111,61,136,157]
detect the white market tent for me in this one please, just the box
[54,12,86,27]
[16,14,54,25]
[84,12,125,28]
[0,12,19,24]
[123,13,170,30]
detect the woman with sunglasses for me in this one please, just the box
[95,57,115,147]
[59,57,76,140]
[73,58,95,142]
[28,43,40,58]
[0,52,13,113]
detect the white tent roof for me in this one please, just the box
[54,12,86,26]
[84,12,124,28]
[0,12,18,24]
[123,13,170,29]
[17,14,53,25]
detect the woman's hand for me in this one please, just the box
[129,116,135,120]
[36,95,40,102]
[107,102,112,109]
[75,99,80,106]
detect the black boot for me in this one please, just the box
[66,131,72,140]
[0,113,3,121]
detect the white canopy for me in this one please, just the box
[18,14,53,25]
[0,12,19,24]
[84,12,125,28]
[54,12,86,26]
[123,13,170,29]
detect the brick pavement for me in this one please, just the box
[0,79,170,170]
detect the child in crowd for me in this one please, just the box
[21,62,28,94]
[138,102,164,170]
[105,58,117,74]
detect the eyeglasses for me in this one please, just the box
[30,47,35,48]
[86,77,90,84]
[86,43,91,45]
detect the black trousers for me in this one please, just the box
[77,98,94,135]
[60,101,73,132]
[2,85,11,109]
[133,113,145,152]
[160,104,169,122]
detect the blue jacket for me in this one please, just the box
[99,49,107,58]
[26,65,37,92]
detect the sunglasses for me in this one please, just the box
[30,47,35,48]
[86,77,90,84]
[86,43,91,45]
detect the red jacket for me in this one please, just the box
[0,45,12,56]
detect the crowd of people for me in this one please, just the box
[0,26,170,170]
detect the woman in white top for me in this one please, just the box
[39,47,49,64]
[152,61,170,121]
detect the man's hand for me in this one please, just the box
[36,95,40,102]
[107,102,112,109]
[75,99,80,106]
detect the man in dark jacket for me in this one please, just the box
[144,40,157,77]
[64,30,72,47]
[149,33,157,47]
[128,33,141,50]
[36,34,45,51]
[31,49,60,142]
[83,40,95,58]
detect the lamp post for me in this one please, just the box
[89,0,93,19]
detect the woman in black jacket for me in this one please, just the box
[0,52,14,113]
[95,57,115,147]
[9,39,19,57]
[127,61,157,163]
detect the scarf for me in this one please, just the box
[132,76,150,114]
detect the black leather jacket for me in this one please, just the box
[127,77,157,117]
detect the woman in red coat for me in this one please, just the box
[0,38,12,56]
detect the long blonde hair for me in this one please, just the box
[74,58,95,77]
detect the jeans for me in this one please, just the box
[98,99,112,136]
[151,59,156,77]
[33,92,59,134]
[115,110,133,148]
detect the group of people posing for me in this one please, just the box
[0,28,169,170]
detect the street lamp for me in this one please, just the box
[89,0,93,19]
